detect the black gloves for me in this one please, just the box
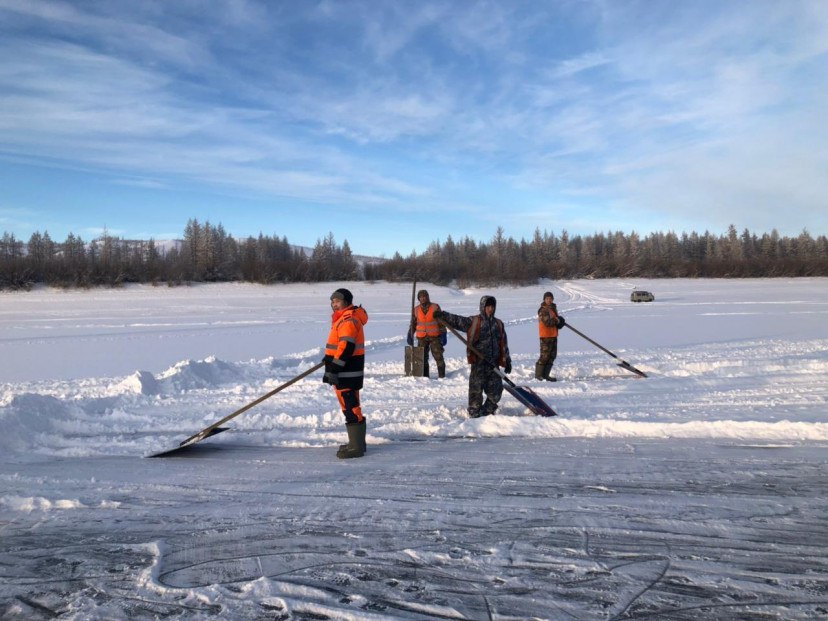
[504,358,512,374]
[322,355,339,386]
[440,332,447,346]
[433,310,446,320]
[557,315,566,329]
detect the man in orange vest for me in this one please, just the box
[323,288,369,458]
[536,291,565,381]
[409,289,447,378]
[434,295,512,417]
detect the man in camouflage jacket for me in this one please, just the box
[536,291,565,381]
[435,295,512,418]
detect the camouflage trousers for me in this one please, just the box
[536,337,558,366]
[417,336,445,368]
[468,362,503,417]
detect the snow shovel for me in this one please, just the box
[404,279,426,376]
[146,361,325,457]
[563,322,647,378]
[438,321,557,417]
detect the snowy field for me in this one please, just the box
[1,278,827,620]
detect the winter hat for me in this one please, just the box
[330,288,353,305]
[543,291,554,300]
[417,289,430,302]
[479,295,497,313]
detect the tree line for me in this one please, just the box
[0,220,358,289]
[369,225,828,286]
[1,221,826,290]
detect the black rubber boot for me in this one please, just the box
[543,364,557,382]
[338,429,367,453]
[337,421,366,459]
[535,362,546,380]
[437,365,446,378]
[480,401,498,417]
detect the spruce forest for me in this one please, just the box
[1,219,826,290]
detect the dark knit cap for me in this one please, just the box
[330,288,353,305]
[543,291,554,300]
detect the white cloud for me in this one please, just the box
[0,0,826,245]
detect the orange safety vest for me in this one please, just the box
[538,303,558,338]
[415,303,442,338]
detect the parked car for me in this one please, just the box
[630,290,655,302]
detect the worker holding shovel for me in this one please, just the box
[434,295,512,418]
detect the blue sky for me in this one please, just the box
[1,0,826,256]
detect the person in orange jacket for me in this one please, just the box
[536,291,564,381]
[408,289,447,378]
[323,288,369,458]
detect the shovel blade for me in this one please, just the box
[506,384,557,417]
[146,427,230,458]
[617,361,648,378]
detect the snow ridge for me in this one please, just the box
[1,335,826,459]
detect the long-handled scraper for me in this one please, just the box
[146,361,324,457]
[563,322,647,378]
[439,321,557,417]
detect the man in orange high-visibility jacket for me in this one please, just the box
[410,289,447,378]
[536,291,565,382]
[323,288,369,459]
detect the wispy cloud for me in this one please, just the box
[0,0,825,252]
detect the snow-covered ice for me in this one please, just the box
[1,279,826,619]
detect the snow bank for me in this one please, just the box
[116,370,161,395]
[156,356,244,391]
